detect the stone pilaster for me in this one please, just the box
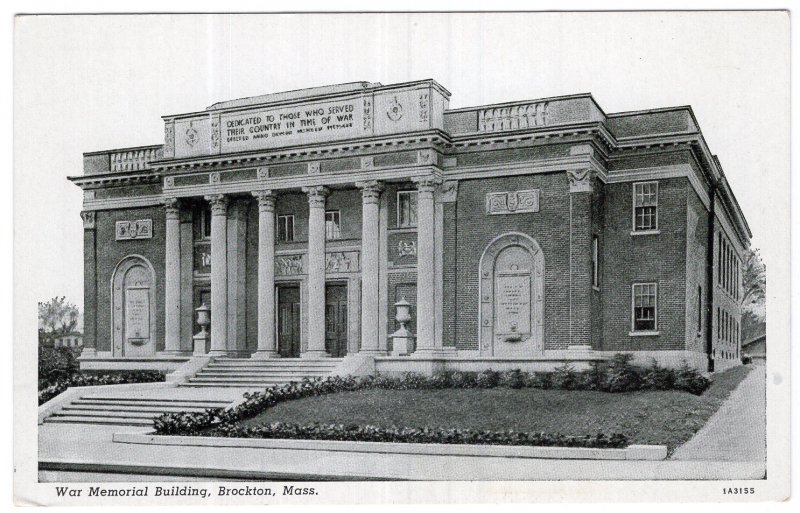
[205,194,229,355]
[302,186,330,358]
[567,168,594,349]
[356,180,384,353]
[412,176,442,354]
[80,211,97,358]
[162,197,183,354]
[252,190,278,358]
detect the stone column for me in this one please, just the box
[205,194,229,355]
[302,186,330,358]
[356,180,384,353]
[80,211,97,358]
[163,197,182,354]
[252,190,278,358]
[412,176,441,354]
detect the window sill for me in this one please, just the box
[630,229,661,236]
[628,331,660,337]
[592,286,601,292]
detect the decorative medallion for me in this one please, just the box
[360,156,374,169]
[163,123,175,157]
[486,189,540,215]
[209,172,220,184]
[398,241,417,257]
[418,92,430,124]
[363,96,373,131]
[115,219,153,241]
[307,162,321,175]
[164,176,175,188]
[184,121,199,147]
[386,96,404,121]
[256,167,269,179]
[210,117,220,150]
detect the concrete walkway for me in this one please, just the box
[671,365,766,462]
[39,423,764,482]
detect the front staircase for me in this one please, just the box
[42,396,232,426]
[181,357,343,388]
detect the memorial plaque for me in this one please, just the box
[125,288,150,341]
[494,272,531,339]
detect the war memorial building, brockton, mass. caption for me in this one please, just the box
[69,79,751,385]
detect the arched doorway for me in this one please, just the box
[478,233,544,356]
[111,255,157,357]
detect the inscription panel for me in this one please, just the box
[495,273,531,340]
[125,288,150,341]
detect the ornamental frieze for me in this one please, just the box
[275,255,304,276]
[115,219,153,240]
[485,189,540,215]
[326,251,360,273]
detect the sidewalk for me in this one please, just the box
[39,423,764,481]
[671,365,766,462]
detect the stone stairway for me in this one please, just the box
[42,396,232,426]
[181,358,343,388]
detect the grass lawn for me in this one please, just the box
[236,365,753,453]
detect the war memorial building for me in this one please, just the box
[70,79,750,382]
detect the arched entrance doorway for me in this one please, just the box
[111,255,157,357]
[478,233,544,356]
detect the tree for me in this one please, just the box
[38,296,79,342]
[740,248,766,319]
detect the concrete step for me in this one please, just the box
[52,409,168,419]
[207,362,340,369]
[194,371,331,378]
[76,397,231,406]
[43,415,154,426]
[73,398,230,408]
[181,383,285,388]
[63,404,222,413]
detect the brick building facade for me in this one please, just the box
[70,80,751,377]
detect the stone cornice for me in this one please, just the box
[68,172,161,190]
[148,130,452,171]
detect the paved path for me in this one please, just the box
[39,424,764,482]
[671,365,766,462]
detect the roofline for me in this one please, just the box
[445,92,605,116]
[163,79,451,120]
[83,143,162,157]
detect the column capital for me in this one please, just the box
[356,180,384,204]
[302,186,330,208]
[412,175,443,194]
[164,197,180,220]
[205,194,229,215]
[80,210,96,229]
[567,168,594,193]
[252,190,277,212]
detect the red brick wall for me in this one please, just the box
[94,206,166,353]
[601,178,688,351]
[451,171,571,350]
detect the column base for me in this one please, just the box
[301,351,331,359]
[159,350,192,357]
[207,350,234,357]
[251,350,281,359]
[79,348,97,359]
[358,349,388,356]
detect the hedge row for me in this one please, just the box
[38,371,165,405]
[207,422,629,449]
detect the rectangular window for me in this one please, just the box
[325,210,341,240]
[592,236,600,288]
[697,286,703,333]
[633,182,658,231]
[632,283,657,332]
[397,190,418,228]
[195,206,212,240]
[277,215,295,242]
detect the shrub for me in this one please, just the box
[204,421,629,449]
[38,371,165,405]
[551,363,582,390]
[38,346,81,388]
[581,360,607,391]
[449,371,478,389]
[498,369,526,389]
[673,361,711,395]
[605,353,642,393]
[475,370,500,388]
[641,359,676,391]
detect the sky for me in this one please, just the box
[14,12,789,310]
